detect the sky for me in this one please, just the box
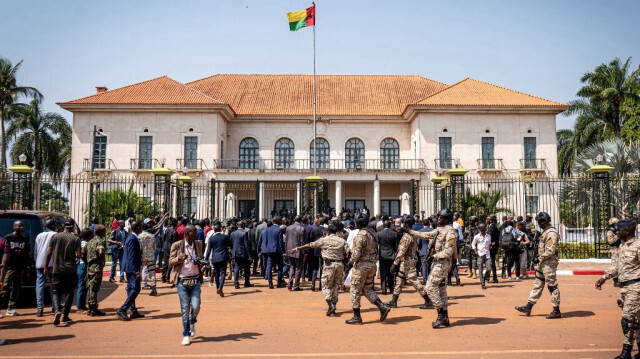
[2,0,640,130]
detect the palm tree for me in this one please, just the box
[6,99,71,176]
[566,57,640,139]
[0,58,42,169]
[461,189,511,221]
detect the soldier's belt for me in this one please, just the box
[324,259,343,266]
[619,278,640,288]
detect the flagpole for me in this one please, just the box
[312,2,317,178]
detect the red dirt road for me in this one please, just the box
[0,274,627,358]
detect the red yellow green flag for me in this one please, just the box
[287,5,315,31]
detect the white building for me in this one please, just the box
[59,74,568,218]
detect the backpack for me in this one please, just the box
[500,227,516,250]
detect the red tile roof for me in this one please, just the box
[187,74,448,116]
[59,76,222,105]
[414,78,568,108]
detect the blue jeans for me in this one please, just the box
[120,273,140,312]
[177,281,201,337]
[213,261,227,290]
[266,253,283,286]
[110,250,124,280]
[76,263,87,309]
[420,256,430,284]
[35,268,51,311]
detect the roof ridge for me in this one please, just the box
[162,76,224,104]
[411,77,469,104]
[186,74,444,85]
[463,77,566,105]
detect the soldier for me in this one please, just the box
[288,224,349,316]
[82,225,106,316]
[515,212,561,319]
[140,223,158,296]
[409,209,458,328]
[465,217,480,279]
[345,217,391,325]
[386,217,433,310]
[596,219,640,359]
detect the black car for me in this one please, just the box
[0,210,77,308]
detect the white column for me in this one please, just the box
[335,180,343,213]
[258,182,265,219]
[373,180,380,216]
[296,182,301,216]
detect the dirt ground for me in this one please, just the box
[0,273,628,359]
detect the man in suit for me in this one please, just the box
[249,220,259,275]
[262,217,285,289]
[204,221,231,297]
[118,221,145,321]
[256,219,268,278]
[418,218,433,285]
[285,216,307,291]
[377,220,399,295]
[230,221,253,289]
[487,215,500,283]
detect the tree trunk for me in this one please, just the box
[0,107,6,170]
[613,98,622,138]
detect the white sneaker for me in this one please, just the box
[5,309,19,316]
[181,336,191,346]
[515,277,521,281]
[203,276,211,282]
[0,338,5,345]
[190,323,196,337]
[209,282,215,287]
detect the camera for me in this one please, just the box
[195,258,210,267]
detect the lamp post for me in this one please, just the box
[151,159,172,215]
[430,176,446,213]
[446,167,468,213]
[587,154,614,258]
[177,167,192,216]
[9,153,35,210]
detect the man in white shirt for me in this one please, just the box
[34,219,56,316]
[472,224,492,289]
[450,220,464,286]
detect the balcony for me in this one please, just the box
[212,158,426,172]
[83,158,116,172]
[130,158,163,170]
[434,158,460,171]
[519,158,546,171]
[476,158,505,172]
[176,158,209,171]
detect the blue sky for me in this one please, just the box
[2,0,639,129]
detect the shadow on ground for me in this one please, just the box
[452,317,506,326]
[194,332,262,343]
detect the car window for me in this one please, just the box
[0,217,43,258]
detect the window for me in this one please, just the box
[310,138,329,169]
[239,137,259,169]
[525,196,539,214]
[380,138,399,169]
[275,138,295,169]
[238,200,255,219]
[273,200,294,216]
[524,137,537,169]
[439,137,452,169]
[183,197,197,215]
[345,138,365,169]
[345,199,365,213]
[138,136,153,169]
[481,137,494,169]
[184,136,198,169]
[93,135,107,169]
[380,199,400,216]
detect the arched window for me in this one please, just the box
[275,138,295,169]
[239,137,259,169]
[310,138,329,169]
[380,138,399,169]
[345,138,365,169]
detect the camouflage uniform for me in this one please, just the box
[392,233,427,297]
[527,227,560,307]
[309,234,349,304]
[602,237,640,346]
[607,230,620,279]
[82,236,105,306]
[349,229,380,309]
[410,225,457,309]
[139,231,157,288]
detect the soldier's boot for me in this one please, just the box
[432,308,450,328]
[385,295,399,308]
[374,299,391,322]
[471,269,477,279]
[419,294,434,309]
[515,302,534,316]
[618,298,624,308]
[92,304,106,317]
[546,306,561,319]
[149,287,158,297]
[345,308,362,325]
[325,300,336,316]
[87,305,96,317]
[614,344,632,359]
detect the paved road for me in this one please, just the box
[0,274,625,358]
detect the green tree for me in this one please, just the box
[460,189,511,221]
[39,182,69,213]
[92,182,153,225]
[0,58,42,169]
[6,99,71,176]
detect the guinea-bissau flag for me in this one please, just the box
[287,5,315,31]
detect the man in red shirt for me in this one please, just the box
[202,219,212,237]
[111,214,121,231]
[176,218,188,242]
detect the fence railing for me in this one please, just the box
[212,158,426,171]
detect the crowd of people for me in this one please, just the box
[0,208,637,357]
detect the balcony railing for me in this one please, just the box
[520,158,546,170]
[476,158,505,170]
[176,158,209,171]
[434,158,460,170]
[212,158,426,171]
[130,158,163,170]
[83,158,116,171]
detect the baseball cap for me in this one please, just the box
[64,219,75,228]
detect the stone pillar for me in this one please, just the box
[335,180,343,213]
[296,181,301,216]
[259,182,265,219]
[373,179,380,216]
